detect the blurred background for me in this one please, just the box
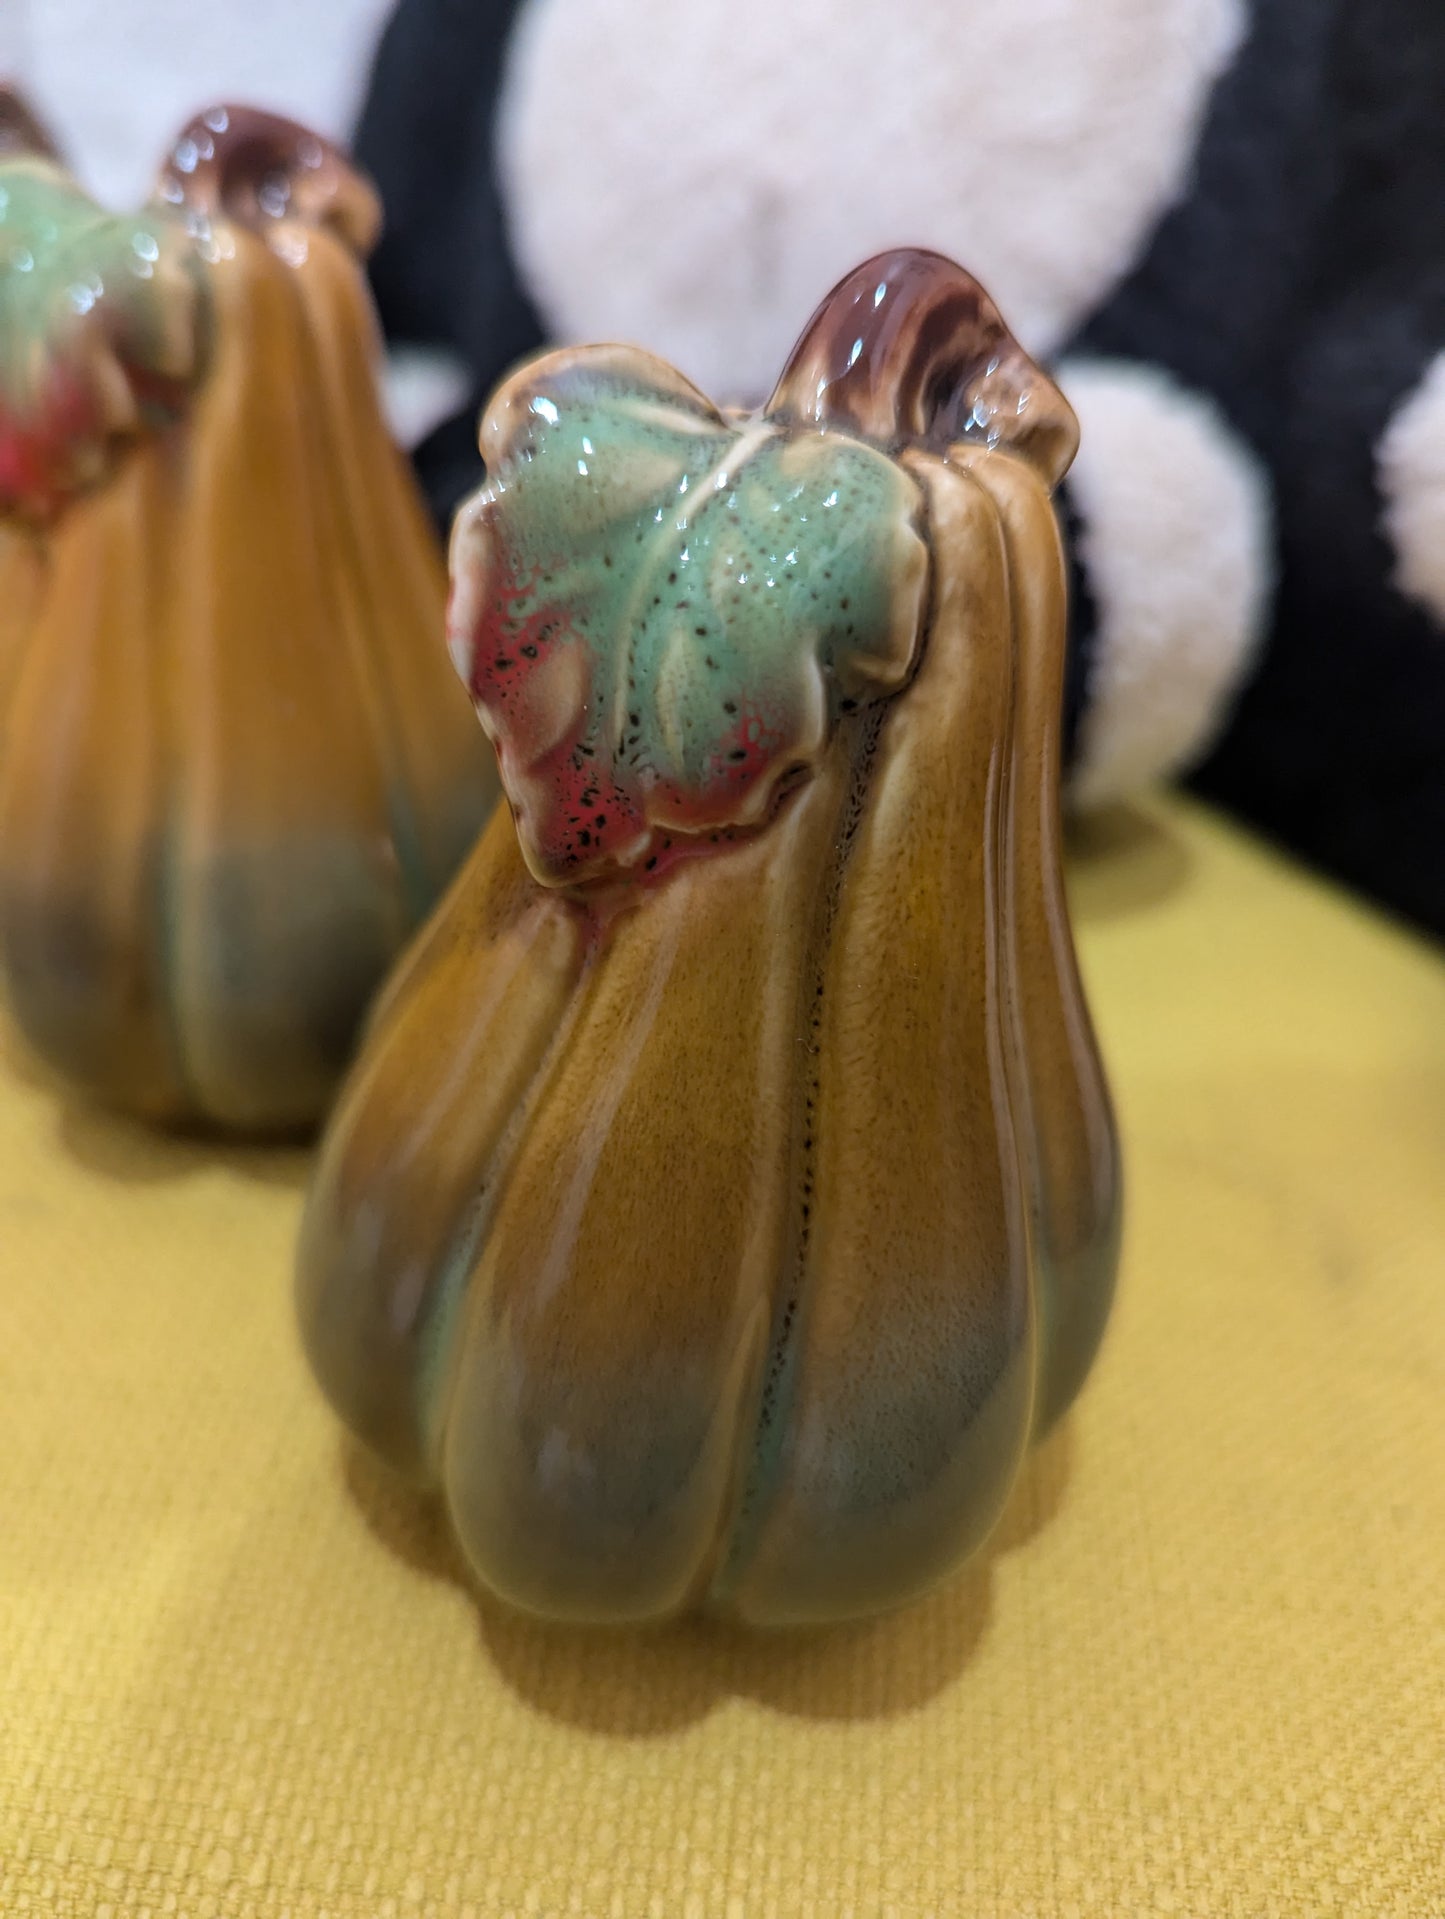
[6,0,1442,937]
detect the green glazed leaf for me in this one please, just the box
[449,345,928,886]
[0,157,207,518]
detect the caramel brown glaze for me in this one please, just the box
[297,251,1119,1621]
[0,111,498,1131]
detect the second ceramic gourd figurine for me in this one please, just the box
[0,99,497,1131]
[298,250,1121,1626]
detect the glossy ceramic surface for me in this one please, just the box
[0,104,498,1131]
[298,250,1121,1624]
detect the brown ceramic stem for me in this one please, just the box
[766,248,1078,483]
[155,105,380,257]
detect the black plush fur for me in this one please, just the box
[355,0,1445,935]
[1070,0,1445,936]
[355,0,541,521]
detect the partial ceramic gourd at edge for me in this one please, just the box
[0,96,499,1131]
[297,248,1122,1626]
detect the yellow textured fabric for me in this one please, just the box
[2,793,1443,1919]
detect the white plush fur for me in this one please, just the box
[380,344,474,450]
[1377,349,1445,630]
[499,0,1244,401]
[3,0,393,208]
[1059,359,1273,806]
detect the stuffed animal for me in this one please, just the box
[352,0,1445,936]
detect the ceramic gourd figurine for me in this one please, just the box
[297,250,1121,1625]
[0,99,498,1131]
